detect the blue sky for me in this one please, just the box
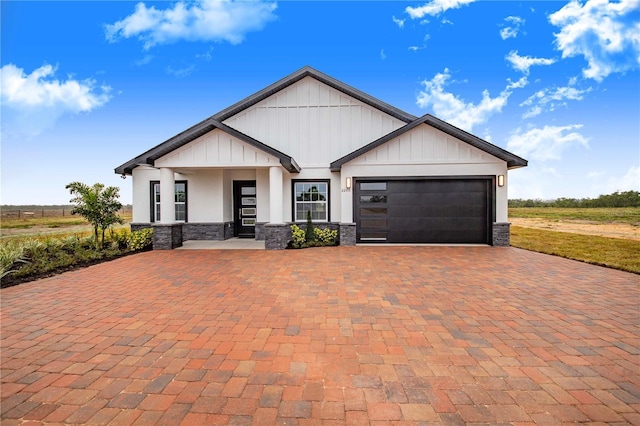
[2,0,639,205]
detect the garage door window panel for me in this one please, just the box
[356,181,389,241]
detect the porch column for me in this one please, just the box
[159,167,175,224]
[265,166,288,250]
[269,166,283,224]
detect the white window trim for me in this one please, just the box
[151,181,187,223]
[293,180,329,222]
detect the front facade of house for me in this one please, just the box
[115,67,527,249]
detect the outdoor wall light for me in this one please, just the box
[345,177,352,189]
[497,175,505,187]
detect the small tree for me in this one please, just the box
[66,182,124,248]
[305,209,315,243]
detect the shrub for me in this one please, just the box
[290,224,307,248]
[0,242,28,279]
[128,228,153,251]
[314,227,338,246]
[289,224,338,249]
[21,239,45,258]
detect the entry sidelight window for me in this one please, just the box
[150,181,187,222]
[293,181,329,222]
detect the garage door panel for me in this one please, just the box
[390,192,486,206]
[355,178,491,244]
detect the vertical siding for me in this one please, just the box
[222,76,406,166]
[347,124,501,166]
[154,129,280,168]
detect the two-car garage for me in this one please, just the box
[354,178,493,244]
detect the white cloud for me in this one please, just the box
[500,16,525,40]
[549,0,640,81]
[105,0,278,50]
[392,16,405,28]
[615,166,640,191]
[587,170,606,179]
[506,124,589,161]
[196,46,214,61]
[166,64,197,78]
[416,69,527,132]
[380,49,387,60]
[588,166,640,195]
[133,54,155,66]
[521,85,591,118]
[0,63,111,137]
[406,0,475,19]
[506,50,556,74]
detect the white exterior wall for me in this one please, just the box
[131,167,190,222]
[155,129,281,169]
[132,167,159,223]
[339,124,509,223]
[187,169,224,222]
[223,77,406,167]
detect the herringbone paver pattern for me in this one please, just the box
[1,247,638,425]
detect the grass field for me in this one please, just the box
[1,213,133,240]
[509,207,640,224]
[510,226,640,274]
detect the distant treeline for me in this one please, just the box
[509,191,640,208]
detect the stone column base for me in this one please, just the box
[340,223,356,246]
[130,223,152,232]
[265,223,291,250]
[152,223,183,250]
[492,222,510,247]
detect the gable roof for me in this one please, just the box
[330,114,528,171]
[212,66,418,123]
[115,66,416,176]
[114,119,300,175]
[116,67,527,175]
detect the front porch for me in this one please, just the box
[137,222,357,251]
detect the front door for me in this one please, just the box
[233,181,257,238]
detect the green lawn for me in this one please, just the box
[509,207,640,225]
[511,226,640,274]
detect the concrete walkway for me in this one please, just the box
[1,247,639,424]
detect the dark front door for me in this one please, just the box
[233,181,257,238]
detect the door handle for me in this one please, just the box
[239,208,242,217]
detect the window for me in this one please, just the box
[150,181,187,222]
[293,181,329,222]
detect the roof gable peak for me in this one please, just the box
[212,66,416,124]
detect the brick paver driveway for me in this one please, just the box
[2,247,639,425]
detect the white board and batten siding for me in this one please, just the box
[223,76,406,166]
[339,123,510,223]
[154,128,281,169]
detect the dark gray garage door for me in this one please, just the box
[355,178,492,244]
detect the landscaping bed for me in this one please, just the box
[0,228,152,288]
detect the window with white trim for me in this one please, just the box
[293,181,329,222]
[150,181,187,222]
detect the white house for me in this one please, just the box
[115,66,527,249]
